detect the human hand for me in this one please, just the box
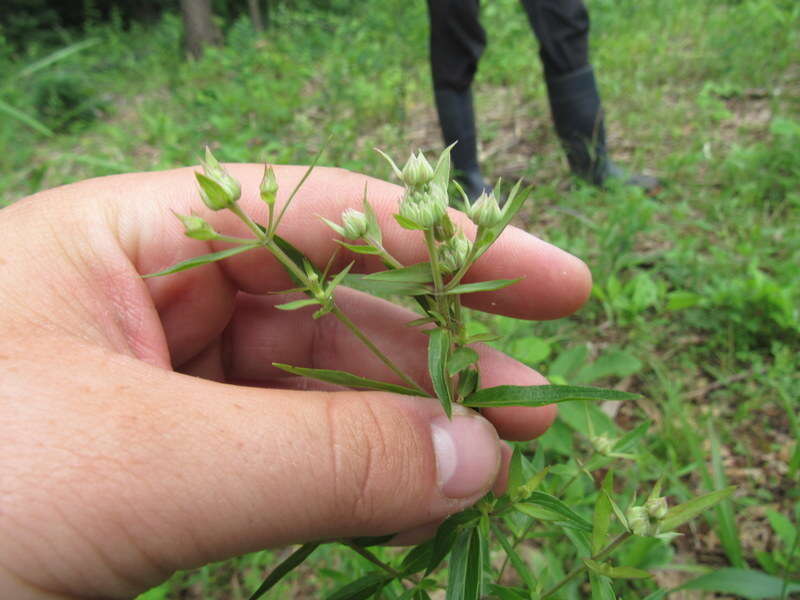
[0,164,591,599]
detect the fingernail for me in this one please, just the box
[430,412,500,499]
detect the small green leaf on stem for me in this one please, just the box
[463,384,639,408]
[516,492,593,533]
[446,525,483,600]
[248,542,319,600]
[592,471,614,553]
[443,278,522,295]
[426,509,480,575]
[364,263,434,283]
[584,560,652,580]
[326,571,391,600]
[447,347,479,376]
[142,243,259,278]
[659,486,736,533]
[336,240,382,255]
[274,299,320,311]
[272,364,421,396]
[428,329,452,417]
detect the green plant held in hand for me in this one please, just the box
[145,146,734,599]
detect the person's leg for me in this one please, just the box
[427,0,492,202]
[520,0,658,189]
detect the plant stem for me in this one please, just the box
[331,305,428,395]
[495,519,537,585]
[341,540,404,580]
[540,532,631,599]
[229,203,268,242]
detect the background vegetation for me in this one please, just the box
[1,0,798,597]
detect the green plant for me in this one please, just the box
[144,146,736,599]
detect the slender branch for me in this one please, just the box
[495,519,537,585]
[341,540,405,579]
[540,532,631,599]
[331,305,428,396]
[229,203,268,242]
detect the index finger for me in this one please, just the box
[125,163,591,321]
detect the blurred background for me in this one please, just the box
[1,0,798,598]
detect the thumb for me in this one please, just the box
[4,343,501,598]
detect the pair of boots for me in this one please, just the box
[434,66,659,202]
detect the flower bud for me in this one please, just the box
[439,233,471,274]
[197,147,241,210]
[466,190,503,228]
[341,208,369,240]
[645,496,669,520]
[196,172,237,211]
[626,506,651,536]
[176,213,218,241]
[401,151,434,188]
[590,434,616,456]
[260,165,278,206]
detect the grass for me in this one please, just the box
[2,0,799,597]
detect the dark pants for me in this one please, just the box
[426,0,590,91]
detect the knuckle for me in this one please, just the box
[323,394,424,530]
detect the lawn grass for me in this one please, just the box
[2,0,798,597]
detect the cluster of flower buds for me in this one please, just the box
[399,183,449,229]
[626,494,669,536]
[590,434,617,456]
[439,233,472,274]
[196,147,241,211]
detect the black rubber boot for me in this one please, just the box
[546,66,660,191]
[433,87,492,203]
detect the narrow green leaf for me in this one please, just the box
[274,299,320,311]
[428,329,452,417]
[463,384,639,408]
[394,213,425,230]
[272,364,421,396]
[605,489,629,531]
[447,347,479,376]
[446,525,482,600]
[248,542,319,600]
[364,263,434,283]
[401,540,434,575]
[457,368,480,399]
[336,240,382,255]
[273,234,322,285]
[676,568,800,598]
[343,274,430,297]
[710,423,745,567]
[485,585,529,600]
[19,38,100,77]
[326,571,390,600]
[326,262,355,292]
[517,491,593,533]
[320,216,346,236]
[443,278,521,295]
[405,316,437,328]
[361,195,382,244]
[143,243,259,278]
[349,534,396,547]
[426,510,479,575]
[0,98,54,136]
[491,523,536,591]
[589,572,616,600]
[507,447,525,497]
[585,559,652,579]
[512,466,551,502]
[432,142,454,188]
[659,486,736,532]
[612,420,651,453]
[592,471,614,553]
